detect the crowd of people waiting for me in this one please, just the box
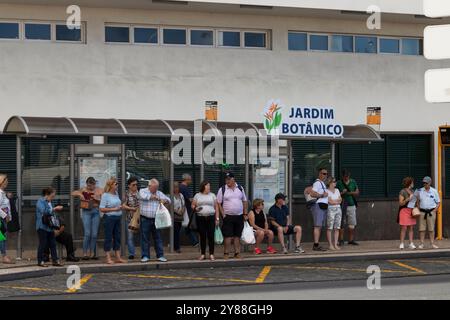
[0,168,443,267]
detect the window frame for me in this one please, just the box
[308,33,329,52]
[104,23,131,44]
[161,26,188,47]
[189,28,215,47]
[131,25,159,46]
[0,20,21,41]
[216,29,242,49]
[354,35,378,54]
[54,22,85,44]
[23,21,52,42]
[288,31,308,51]
[243,30,269,50]
[378,36,401,55]
[330,34,354,53]
[401,37,422,56]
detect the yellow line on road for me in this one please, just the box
[418,259,450,264]
[388,260,427,274]
[121,273,255,283]
[255,266,272,283]
[66,274,93,293]
[274,265,414,274]
[0,285,64,293]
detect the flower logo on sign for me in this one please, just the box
[263,100,282,134]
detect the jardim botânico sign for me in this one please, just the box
[263,100,344,138]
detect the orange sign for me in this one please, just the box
[367,107,381,125]
[205,101,218,121]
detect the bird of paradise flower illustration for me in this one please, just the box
[264,101,282,133]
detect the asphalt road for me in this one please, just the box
[2,256,450,300]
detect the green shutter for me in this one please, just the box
[0,135,17,193]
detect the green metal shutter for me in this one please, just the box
[292,141,331,196]
[0,135,17,193]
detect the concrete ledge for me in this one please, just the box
[2,248,450,282]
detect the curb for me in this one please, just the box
[2,249,450,282]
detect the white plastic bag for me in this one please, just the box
[182,209,189,227]
[240,221,256,245]
[155,204,172,229]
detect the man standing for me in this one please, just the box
[309,168,329,251]
[415,176,440,249]
[139,179,171,262]
[268,193,304,254]
[337,169,360,246]
[217,172,248,259]
[179,174,199,247]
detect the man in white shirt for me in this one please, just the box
[415,176,441,249]
[309,168,329,252]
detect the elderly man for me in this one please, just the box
[139,178,171,262]
[179,173,199,248]
[415,176,441,249]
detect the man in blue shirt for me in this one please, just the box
[268,193,304,254]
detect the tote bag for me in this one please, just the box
[214,226,224,245]
[240,221,256,245]
[128,208,141,233]
[155,204,172,229]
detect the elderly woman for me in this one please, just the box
[122,176,141,260]
[71,177,103,260]
[139,178,171,263]
[100,177,125,264]
[172,182,186,254]
[0,174,13,264]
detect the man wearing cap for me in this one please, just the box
[309,168,329,251]
[268,193,304,254]
[414,176,441,249]
[217,172,248,259]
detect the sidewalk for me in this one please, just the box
[1,240,450,281]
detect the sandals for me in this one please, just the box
[198,255,206,261]
[234,253,242,259]
[223,253,229,260]
[209,255,215,261]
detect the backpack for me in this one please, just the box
[305,179,326,209]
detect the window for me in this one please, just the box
[0,136,17,194]
[163,28,186,45]
[105,26,130,43]
[55,24,81,42]
[244,32,266,48]
[25,23,51,40]
[380,38,400,54]
[134,27,158,44]
[190,29,213,46]
[309,34,328,51]
[218,31,240,47]
[402,38,422,55]
[331,35,353,52]
[288,32,307,51]
[0,22,19,39]
[355,36,377,53]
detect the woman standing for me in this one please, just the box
[0,174,13,264]
[248,199,276,255]
[100,177,125,264]
[326,177,342,251]
[122,177,140,260]
[192,181,219,261]
[71,177,103,260]
[36,187,64,267]
[173,182,186,254]
[398,177,417,250]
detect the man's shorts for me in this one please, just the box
[342,205,357,228]
[419,211,436,232]
[271,224,295,235]
[222,214,244,238]
[327,206,342,230]
[311,204,327,227]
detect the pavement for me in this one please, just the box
[1,239,450,282]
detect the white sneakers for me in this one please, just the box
[432,244,439,249]
[399,243,405,250]
[400,243,417,250]
[418,243,425,249]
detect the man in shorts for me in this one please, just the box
[309,168,329,251]
[337,169,360,246]
[415,176,440,249]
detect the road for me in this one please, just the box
[1,256,450,299]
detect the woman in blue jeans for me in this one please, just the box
[100,177,126,264]
[71,177,103,260]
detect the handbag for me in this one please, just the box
[240,221,256,245]
[188,212,198,232]
[0,219,6,241]
[411,207,421,218]
[80,199,94,210]
[42,214,61,230]
[182,209,189,227]
[155,203,172,229]
[214,226,224,245]
[128,208,141,233]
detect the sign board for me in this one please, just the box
[263,100,344,138]
[79,157,118,189]
[425,68,450,103]
[424,0,450,18]
[424,25,450,60]
[366,107,381,125]
[440,126,450,146]
[205,101,218,121]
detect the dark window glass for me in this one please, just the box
[0,136,17,193]
[219,31,240,47]
[331,35,353,52]
[105,26,130,43]
[380,38,400,54]
[402,38,422,55]
[25,23,51,40]
[134,27,158,44]
[56,25,81,42]
[288,32,307,51]
[0,22,19,39]
[355,36,377,53]
[244,32,266,48]
[163,29,186,45]
[310,34,328,51]
[190,30,213,46]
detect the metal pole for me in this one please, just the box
[438,130,443,240]
[16,136,22,260]
[245,143,249,193]
[169,140,175,253]
[287,140,293,250]
[331,142,336,178]
[69,144,75,238]
[121,144,127,256]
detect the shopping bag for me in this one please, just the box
[0,220,5,241]
[240,221,256,245]
[214,226,223,245]
[155,204,172,229]
[128,208,141,233]
[182,209,189,228]
[188,213,198,232]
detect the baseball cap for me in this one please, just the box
[225,172,235,179]
[275,193,286,201]
[422,176,432,184]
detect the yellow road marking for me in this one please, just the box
[418,259,450,264]
[273,265,415,274]
[388,260,427,274]
[66,274,93,293]
[255,266,272,283]
[0,285,64,293]
[121,273,255,283]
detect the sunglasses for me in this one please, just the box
[320,172,328,176]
